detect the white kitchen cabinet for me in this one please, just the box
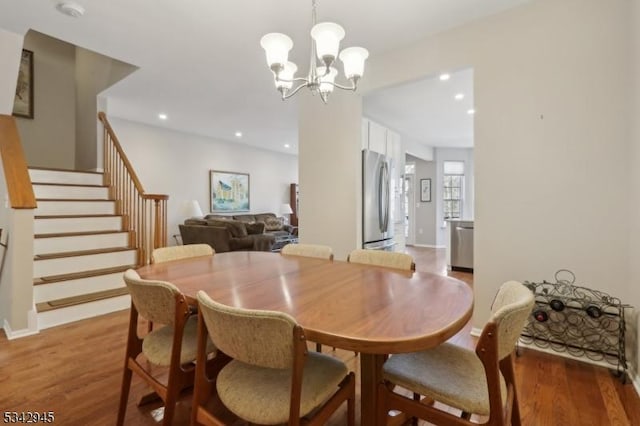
[361,119,369,150]
[368,120,387,155]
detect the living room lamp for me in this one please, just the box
[260,0,369,103]
[281,203,294,224]
[184,200,204,218]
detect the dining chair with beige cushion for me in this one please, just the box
[117,269,216,426]
[347,248,415,271]
[151,243,214,264]
[377,280,534,426]
[281,243,334,260]
[191,291,355,426]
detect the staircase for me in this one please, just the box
[30,167,136,329]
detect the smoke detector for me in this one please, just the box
[56,2,85,18]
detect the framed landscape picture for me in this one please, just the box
[13,49,34,119]
[420,178,431,202]
[210,170,250,212]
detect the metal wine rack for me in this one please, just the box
[520,270,630,378]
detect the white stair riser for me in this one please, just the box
[37,294,130,330]
[33,184,109,200]
[29,169,103,186]
[34,232,130,255]
[36,200,115,216]
[35,216,122,234]
[34,272,127,303]
[34,250,137,278]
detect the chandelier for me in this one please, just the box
[260,0,369,103]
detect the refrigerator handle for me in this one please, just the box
[378,163,384,232]
[383,161,390,232]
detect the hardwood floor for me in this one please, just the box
[1,247,638,425]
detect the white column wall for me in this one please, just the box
[629,0,640,386]
[365,0,633,354]
[298,91,362,261]
[0,29,36,337]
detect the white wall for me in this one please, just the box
[629,0,640,384]
[365,0,634,356]
[16,31,76,169]
[109,118,298,241]
[408,154,438,246]
[403,137,434,162]
[0,29,37,337]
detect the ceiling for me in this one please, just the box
[0,0,528,154]
[364,68,475,148]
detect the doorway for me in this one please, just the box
[403,163,416,245]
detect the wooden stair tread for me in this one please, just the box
[35,214,121,219]
[29,166,103,175]
[33,265,136,285]
[34,246,134,260]
[35,230,129,239]
[36,198,113,202]
[32,182,107,188]
[36,287,129,313]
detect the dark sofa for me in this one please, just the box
[207,213,295,238]
[179,218,274,253]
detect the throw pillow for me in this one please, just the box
[264,217,284,231]
[206,219,248,238]
[245,222,266,235]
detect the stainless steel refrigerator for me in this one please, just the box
[362,149,395,249]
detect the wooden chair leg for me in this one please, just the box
[116,364,132,426]
[411,393,420,426]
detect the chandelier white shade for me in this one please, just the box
[310,22,345,64]
[260,0,368,103]
[260,33,294,71]
[339,47,369,79]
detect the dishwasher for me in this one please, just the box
[449,220,474,272]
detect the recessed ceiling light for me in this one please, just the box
[454,93,464,100]
[284,144,290,148]
[158,113,168,120]
[56,1,85,18]
[467,109,476,115]
[439,73,450,81]
[235,131,243,138]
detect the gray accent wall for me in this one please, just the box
[17,31,76,169]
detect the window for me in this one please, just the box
[443,161,464,220]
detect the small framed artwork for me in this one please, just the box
[420,178,431,202]
[13,49,34,119]
[210,170,250,212]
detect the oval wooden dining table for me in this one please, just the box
[136,250,474,425]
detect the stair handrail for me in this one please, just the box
[98,112,168,265]
[0,115,36,209]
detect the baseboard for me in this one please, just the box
[409,244,446,249]
[632,372,640,396]
[3,309,39,340]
